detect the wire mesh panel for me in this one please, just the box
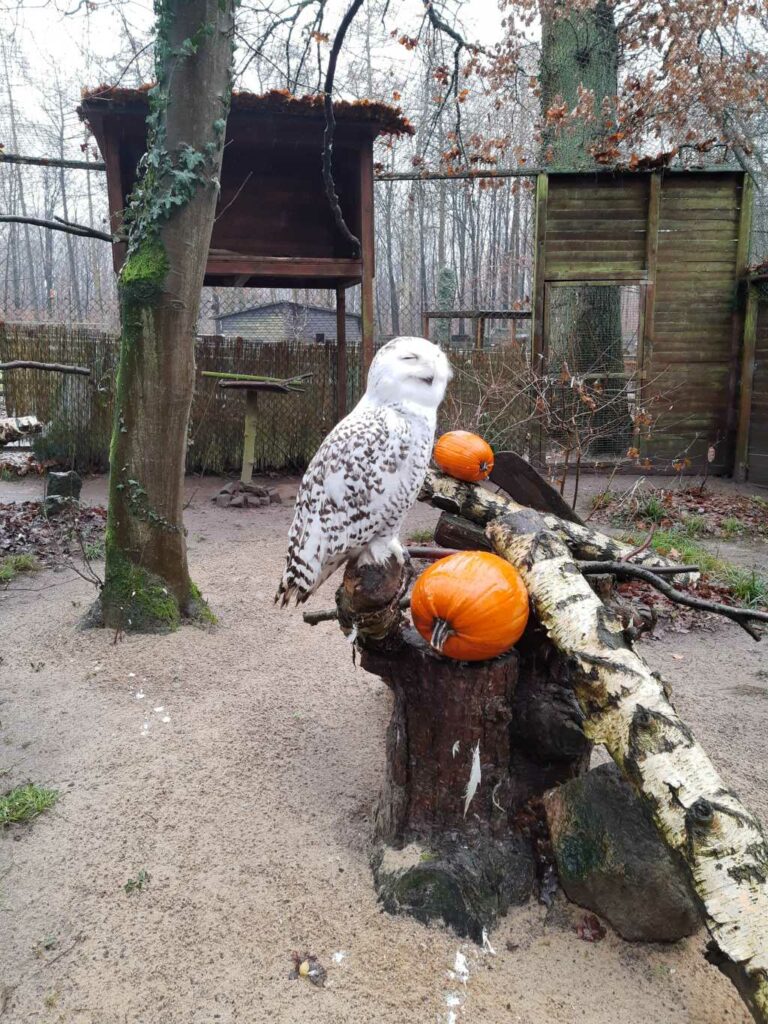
[0,324,360,474]
[540,283,642,462]
[439,342,534,454]
[372,177,536,344]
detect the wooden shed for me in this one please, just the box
[78,87,413,412]
[530,168,753,473]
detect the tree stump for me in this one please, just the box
[337,558,591,941]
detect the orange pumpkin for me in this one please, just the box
[433,431,494,482]
[410,551,529,662]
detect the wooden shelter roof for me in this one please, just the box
[78,86,414,139]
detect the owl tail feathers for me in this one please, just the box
[274,574,312,607]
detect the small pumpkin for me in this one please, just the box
[410,551,529,662]
[433,430,494,482]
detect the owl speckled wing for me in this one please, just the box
[276,404,421,605]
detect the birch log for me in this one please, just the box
[0,415,42,447]
[488,508,768,1024]
[419,469,696,581]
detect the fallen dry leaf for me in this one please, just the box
[576,913,606,942]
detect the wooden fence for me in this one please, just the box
[0,323,530,474]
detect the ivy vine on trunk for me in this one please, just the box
[100,0,236,632]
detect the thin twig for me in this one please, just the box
[579,560,767,640]
[304,595,410,626]
[214,171,253,223]
[578,562,700,577]
[621,526,656,562]
[406,545,460,560]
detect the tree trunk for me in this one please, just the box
[539,1,630,455]
[100,0,235,631]
[337,556,589,941]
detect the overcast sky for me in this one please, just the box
[7,0,507,155]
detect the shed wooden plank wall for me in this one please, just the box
[645,173,742,470]
[545,175,648,280]
[539,170,745,472]
[749,296,768,485]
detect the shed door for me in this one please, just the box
[748,295,768,486]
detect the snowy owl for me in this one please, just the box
[276,336,452,605]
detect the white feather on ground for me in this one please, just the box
[463,742,481,817]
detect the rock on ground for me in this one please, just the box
[544,762,702,942]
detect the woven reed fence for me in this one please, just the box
[0,323,530,473]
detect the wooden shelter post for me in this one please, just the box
[728,176,755,472]
[360,144,376,386]
[240,391,259,484]
[335,286,347,420]
[734,282,759,482]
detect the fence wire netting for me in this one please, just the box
[0,173,545,473]
[3,161,762,474]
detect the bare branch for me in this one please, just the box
[0,214,116,242]
[322,0,363,257]
[579,560,767,640]
[0,360,90,375]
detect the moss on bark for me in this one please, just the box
[102,536,182,632]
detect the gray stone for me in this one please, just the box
[221,480,240,495]
[268,489,282,504]
[373,833,535,943]
[229,494,246,508]
[544,763,701,942]
[243,482,269,497]
[44,494,67,517]
[46,470,82,501]
[215,493,231,508]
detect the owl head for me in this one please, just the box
[365,336,452,409]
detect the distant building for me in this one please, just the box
[213,300,362,344]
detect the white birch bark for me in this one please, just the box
[487,507,768,1024]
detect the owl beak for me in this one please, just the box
[419,375,435,385]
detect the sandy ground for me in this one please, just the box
[1,472,767,1024]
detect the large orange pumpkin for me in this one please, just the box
[433,430,494,482]
[410,551,530,662]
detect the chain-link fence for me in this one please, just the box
[5,161,758,475]
[0,323,362,474]
[1,321,539,473]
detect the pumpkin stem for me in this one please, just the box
[430,617,455,653]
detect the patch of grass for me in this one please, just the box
[720,567,768,608]
[407,527,435,544]
[0,553,40,583]
[590,490,617,511]
[0,783,59,826]
[83,540,105,561]
[721,516,746,538]
[680,514,708,538]
[124,868,150,895]
[624,528,768,607]
[634,492,666,524]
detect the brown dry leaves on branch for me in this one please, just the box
[492,0,767,165]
